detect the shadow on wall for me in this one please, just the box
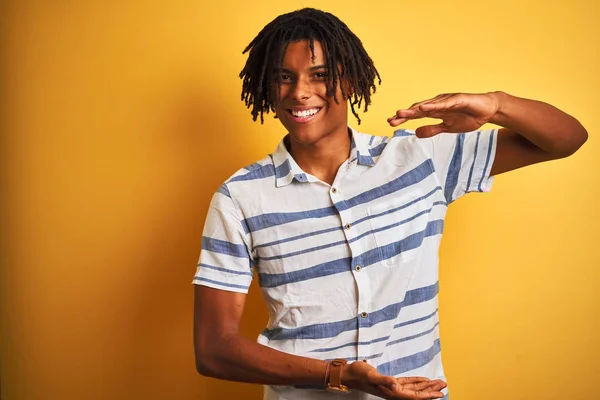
[128,82,269,399]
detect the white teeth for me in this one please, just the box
[291,108,320,118]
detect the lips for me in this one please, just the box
[286,107,323,123]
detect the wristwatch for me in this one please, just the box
[326,359,350,393]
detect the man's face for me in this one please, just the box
[272,40,349,146]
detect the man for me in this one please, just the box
[192,8,587,400]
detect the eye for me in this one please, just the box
[280,74,293,82]
[314,72,328,79]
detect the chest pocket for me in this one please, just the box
[366,191,433,267]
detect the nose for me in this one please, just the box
[291,76,311,100]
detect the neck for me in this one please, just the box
[288,126,351,185]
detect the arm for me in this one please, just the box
[193,284,328,385]
[193,285,446,399]
[487,91,587,175]
[387,91,588,175]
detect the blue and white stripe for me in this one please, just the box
[194,126,497,400]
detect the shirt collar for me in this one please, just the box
[271,127,375,188]
[272,139,309,187]
[350,126,376,167]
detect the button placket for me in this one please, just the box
[353,255,371,363]
[357,302,371,362]
[331,181,371,364]
[352,237,372,364]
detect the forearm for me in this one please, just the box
[196,333,328,387]
[490,91,588,156]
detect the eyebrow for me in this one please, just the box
[280,64,328,73]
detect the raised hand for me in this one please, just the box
[387,92,501,138]
[342,360,447,399]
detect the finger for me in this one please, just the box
[415,123,447,138]
[419,98,467,112]
[407,95,439,110]
[387,109,426,126]
[389,93,450,121]
[411,379,447,392]
[408,93,452,110]
[396,103,453,121]
[387,116,409,127]
[422,93,462,105]
[396,377,430,384]
[428,379,447,389]
[396,388,445,399]
[415,390,445,399]
[417,390,446,399]
[388,93,458,126]
[395,377,431,389]
[394,109,418,119]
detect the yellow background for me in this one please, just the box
[1,0,598,399]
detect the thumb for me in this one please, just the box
[415,123,447,138]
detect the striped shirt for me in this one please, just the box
[194,127,498,400]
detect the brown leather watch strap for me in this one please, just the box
[329,358,347,388]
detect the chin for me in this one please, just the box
[286,125,330,145]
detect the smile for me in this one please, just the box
[286,107,323,123]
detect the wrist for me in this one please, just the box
[488,90,510,125]
[340,363,360,389]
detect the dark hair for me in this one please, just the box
[239,8,381,124]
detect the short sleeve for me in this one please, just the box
[418,129,498,203]
[192,185,254,293]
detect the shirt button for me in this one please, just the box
[355,265,361,272]
[360,312,368,318]
[331,187,338,194]
[344,223,351,230]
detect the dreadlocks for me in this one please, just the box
[239,8,381,125]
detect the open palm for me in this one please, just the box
[378,376,448,399]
